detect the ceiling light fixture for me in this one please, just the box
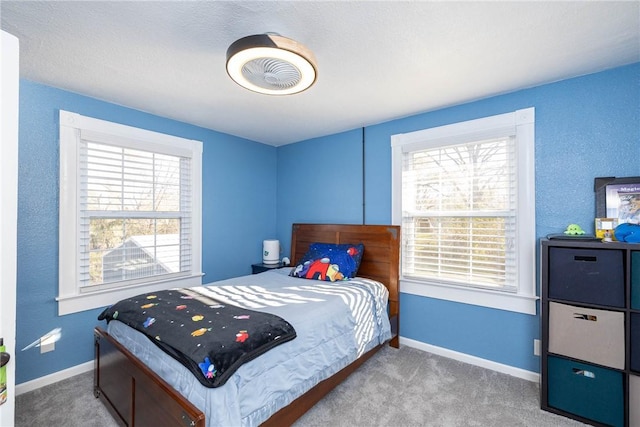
[226,33,317,95]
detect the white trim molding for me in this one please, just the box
[392,107,538,315]
[400,336,539,383]
[15,361,94,396]
[58,110,203,315]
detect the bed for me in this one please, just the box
[94,223,400,426]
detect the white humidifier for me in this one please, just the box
[262,239,280,265]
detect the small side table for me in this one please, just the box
[251,262,285,274]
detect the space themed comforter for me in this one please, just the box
[105,267,392,427]
[98,287,297,388]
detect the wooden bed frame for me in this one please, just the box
[94,223,400,426]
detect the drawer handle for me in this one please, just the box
[574,255,597,262]
[573,313,597,321]
[572,368,595,378]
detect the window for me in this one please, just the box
[391,108,537,314]
[58,111,203,315]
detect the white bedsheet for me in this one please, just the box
[106,268,392,426]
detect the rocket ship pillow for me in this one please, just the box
[290,243,364,282]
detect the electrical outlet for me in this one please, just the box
[534,339,541,356]
[40,340,54,353]
[40,334,57,353]
[40,329,60,354]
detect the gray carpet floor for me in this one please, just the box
[15,345,586,427]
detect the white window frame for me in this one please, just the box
[391,108,537,315]
[58,110,203,315]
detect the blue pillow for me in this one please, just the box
[290,243,364,282]
[614,223,640,243]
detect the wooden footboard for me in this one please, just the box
[94,327,205,427]
[93,322,394,427]
[95,325,396,427]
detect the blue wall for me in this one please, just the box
[275,128,366,241]
[276,63,640,373]
[15,63,639,384]
[16,80,277,383]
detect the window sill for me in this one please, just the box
[401,278,538,315]
[57,273,203,316]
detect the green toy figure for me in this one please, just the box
[564,224,586,235]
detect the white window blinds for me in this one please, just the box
[401,136,517,291]
[78,131,193,289]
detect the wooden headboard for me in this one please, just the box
[290,223,400,347]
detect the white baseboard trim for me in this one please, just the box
[16,338,539,395]
[400,336,540,383]
[15,360,94,396]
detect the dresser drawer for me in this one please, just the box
[548,302,625,369]
[631,374,640,427]
[547,356,624,427]
[548,247,624,307]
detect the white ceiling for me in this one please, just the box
[2,1,639,146]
